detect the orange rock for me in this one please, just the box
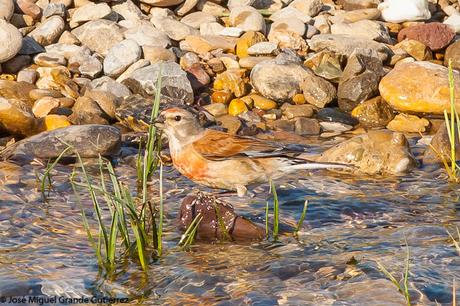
[213,69,248,97]
[228,98,248,116]
[236,31,266,58]
[211,90,232,104]
[379,61,460,114]
[43,114,71,131]
[292,93,306,105]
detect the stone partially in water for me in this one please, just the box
[178,191,265,241]
[379,61,460,114]
[316,130,416,175]
[423,122,460,165]
[1,124,121,162]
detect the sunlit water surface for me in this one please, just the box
[0,138,459,305]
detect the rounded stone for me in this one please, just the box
[397,22,455,51]
[0,0,14,21]
[28,16,65,46]
[0,20,22,63]
[103,39,141,77]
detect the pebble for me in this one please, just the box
[0,20,23,63]
[28,16,65,46]
[103,39,141,77]
[0,0,14,21]
[386,113,430,133]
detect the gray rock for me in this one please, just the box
[18,37,45,55]
[337,50,385,111]
[68,52,102,79]
[1,125,121,162]
[127,62,194,103]
[103,39,141,77]
[89,76,131,97]
[42,3,66,19]
[308,34,392,62]
[71,19,124,56]
[251,60,311,101]
[28,16,65,46]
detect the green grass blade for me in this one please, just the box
[376,261,404,293]
[40,146,72,200]
[403,241,411,306]
[270,180,279,242]
[265,201,269,239]
[295,200,309,236]
[157,163,164,256]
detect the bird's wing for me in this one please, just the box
[192,129,301,160]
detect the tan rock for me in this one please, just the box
[181,35,236,54]
[393,39,431,61]
[32,96,60,117]
[386,113,430,133]
[0,97,38,136]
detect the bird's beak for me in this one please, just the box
[154,115,165,129]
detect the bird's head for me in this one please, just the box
[155,107,203,141]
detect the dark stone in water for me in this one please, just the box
[178,191,265,241]
[317,108,358,126]
[0,125,121,162]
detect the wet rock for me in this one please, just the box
[127,62,193,103]
[379,61,460,115]
[236,31,267,58]
[378,0,431,23]
[317,108,358,126]
[213,69,248,98]
[316,130,416,174]
[1,124,121,161]
[70,3,112,27]
[28,16,64,46]
[250,60,311,101]
[351,97,395,128]
[423,122,460,165]
[337,51,385,112]
[335,279,407,305]
[0,97,38,137]
[229,6,265,33]
[178,191,265,241]
[300,74,336,108]
[294,118,321,136]
[398,23,455,51]
[71,20,124,56]
[0,20,22,63]
[444,40,460,70]
[308,34,392,62]
[386,113,430,133]
[0,0,14,21]
[331,20,392,44]
[103,39,141,78]
[288,0,322,17]
[68,96,110,125]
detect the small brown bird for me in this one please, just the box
[155,107,348,196]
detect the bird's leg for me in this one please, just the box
[236,185,247,197]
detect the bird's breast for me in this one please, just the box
[171,146,209,181]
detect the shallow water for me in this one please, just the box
[1,137,460,305]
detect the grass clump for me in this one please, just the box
[376,242,411,306]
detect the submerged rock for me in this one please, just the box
[316,130,416,175]
[423,122,460,165]
[178,191,265,241]
[1,125,121,162]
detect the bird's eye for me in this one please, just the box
[174,115,182,121]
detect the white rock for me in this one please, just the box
[45,43,90,59]
[444,14,460,34]
[288,0,323,17]
[247,42,278,55]
[0,20,22,63]
[180,11,216,29]
[112,0,145,22]
[219,27,243,37]
[103,39,141,77]
[320,121,352,132]
[68,52,102,79]
[0,0,14,21]
[140,0,183,7]
[71,20,124,56]
[229,6,266,33]
[270,17,306,36]
[378,0,431,23]
[151,16,198,41]
[270,7,312,23]
[200,22,225,36]
[70,3,112,27]
[124,22,170,47]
